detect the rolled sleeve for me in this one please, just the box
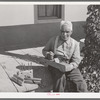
[42,37,55,57]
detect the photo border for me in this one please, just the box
[0,0,100,99]
[0,0,100,2]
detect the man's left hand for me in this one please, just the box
[60,62,73,72]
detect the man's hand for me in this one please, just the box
[59,62,73,72]
[46,51,54,60]
[54,58,60,63]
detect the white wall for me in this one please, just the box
[0,5,88,26]
[0,5,34,26]
[65,5,88,22]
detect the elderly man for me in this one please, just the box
[42,20,87,92]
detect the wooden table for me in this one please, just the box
[0,46,53,92]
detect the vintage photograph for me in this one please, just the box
[0,2,100,96]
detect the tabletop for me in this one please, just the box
[0,46,53,92]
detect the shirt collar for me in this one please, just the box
[65,38,71,45]
[59,36,71,45]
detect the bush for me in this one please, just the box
[79,5,100,92]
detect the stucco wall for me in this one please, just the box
[0,5,87,26]
[0,21,86,51]
[0,5,34,26]
[0,5,87,50]
[65,5,88,22]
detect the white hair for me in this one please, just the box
[60,20,73,31]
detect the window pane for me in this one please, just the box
[46,5,54,17]
[38,5,62,20]
[38,5,46,17]
[53,5,57,16]
[56,5,62,18]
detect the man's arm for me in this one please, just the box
[70,42,81,68]
[42,38,81,72]
[58,42,81,72]
[42,37,55,58]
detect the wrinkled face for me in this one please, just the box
[60,25,72,41]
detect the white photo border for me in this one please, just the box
[0,1,100,99]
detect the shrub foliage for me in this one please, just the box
[80,5,100,92]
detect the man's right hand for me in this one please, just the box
[46,51,54,60]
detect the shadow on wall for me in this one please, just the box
[0,21,86,51]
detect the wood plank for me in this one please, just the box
[0,56,19,77]
[21,47,44,57]
[0,65,17,92]
[7,48,54,92]
[23,83,38,92]
[33,46,44,56]
[7,49,41,66]
[6,49,40,71]
[11,81,38,92]
[18,48,53,92]
[21,47,44,66]
[0,52,38,92]
[21,48,42,57]
[10,48,68,72]
[7,49,24,55]
[0,55,27,92]
[21,48,38,55]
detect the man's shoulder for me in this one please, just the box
[49,36,58,41]
[47,36,58,45]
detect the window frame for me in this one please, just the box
[34,5,64,24]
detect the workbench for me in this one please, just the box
[0,46,53,92]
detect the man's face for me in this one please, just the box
[60,25,72,41]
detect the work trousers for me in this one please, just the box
[48,66,88,92]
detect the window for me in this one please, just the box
[34,5,64,23]
[38,5,62,20]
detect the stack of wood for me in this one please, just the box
[10,66,41,86]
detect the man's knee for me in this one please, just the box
[68,68,88,92]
